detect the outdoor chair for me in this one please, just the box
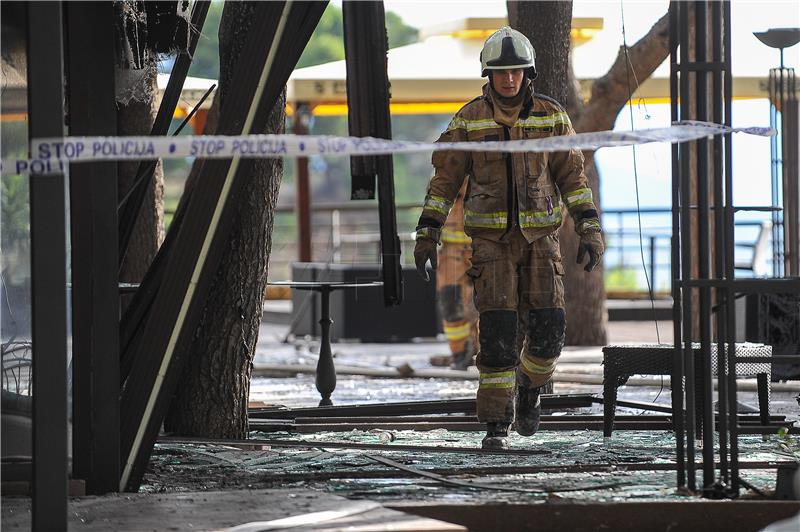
[602,342,772,437]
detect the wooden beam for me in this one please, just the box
[27,1,68,527]
[66,0,120,495]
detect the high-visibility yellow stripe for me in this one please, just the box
[446,112,570,134]
[521,355,557,375]
[423,195,453,216]
[519,209,562,228]
[444,322,471,341]
[480,382,516,389]
[441,228,472,244]
[416,226,440,242]
[564,187,594,210]
[516,112,572,129]
[447,117,500,133]
[578,218,602,233]
[465,209,562,230]
[479,370,515,389]
[465,209,507,229]
[481,371,516,379]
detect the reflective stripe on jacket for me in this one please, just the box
[420,83,596,243]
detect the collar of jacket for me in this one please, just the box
[482,80,533,128]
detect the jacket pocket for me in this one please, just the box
[521,185,561,229]
[471,132,504,184]
[523,129,549,178]
[465,187,507,230]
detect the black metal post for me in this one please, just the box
[693,1,717,493]
[678,0,697,492]
[722,1,741,496]
[668,0,686,489]
[66,0,120,495]
[342,1,403,307]
[27,1,68,527]
[710,0,730,488]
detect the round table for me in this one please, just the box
[269,281,383,406]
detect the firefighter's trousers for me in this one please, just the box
[436,238,479,363]
[467,227,567,423]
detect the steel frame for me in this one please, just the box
[669,1,798,498]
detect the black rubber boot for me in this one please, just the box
[514,381,542,437]
[481,422,510,450]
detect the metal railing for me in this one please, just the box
[245,203,781,295]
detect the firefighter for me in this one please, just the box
[413,27,603,449]
[436,182,478,370]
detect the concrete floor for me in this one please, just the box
[3,317,797,531]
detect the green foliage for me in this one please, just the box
[1,173,29,248]
[386,11,419,48]
[187,0,223,80]
[1,120,30,278]
[188,2,420,78]
[297,32,344,69]
[604,266,639,292]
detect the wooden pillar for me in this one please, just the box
[294,102,312,263]
[66,0,120,495]
[27,1,68,527]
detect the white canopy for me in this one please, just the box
[287,16,770,112]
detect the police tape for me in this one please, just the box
[1,121,774,175]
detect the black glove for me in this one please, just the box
[413,227,441,281]
[576,230,604,272]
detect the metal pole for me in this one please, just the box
[27,1,68,527]
[669,0,687,489]
[784,67,799,276]
[694,0,716,493]
[711,0,730,488]
[722,1,740,496]
[770,68,783,276]
[679,0,697,492]
[649,235,657,298]
[342,1,403,306]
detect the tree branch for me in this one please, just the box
[575,11,670,133]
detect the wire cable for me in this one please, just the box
[620,1,662,347]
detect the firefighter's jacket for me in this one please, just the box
[418,83,597,244]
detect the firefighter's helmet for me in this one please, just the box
[480,26,537,79]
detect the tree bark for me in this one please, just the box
[117,72,165,289]
[509,3,670,345]
[510,1,606,345]
[164,2,285,438]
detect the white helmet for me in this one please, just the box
[480,26,537,79]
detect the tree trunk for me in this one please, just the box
[509,3,671,345]
[164,2,284,438]
[117,72,165,289]
[510,1,607,345]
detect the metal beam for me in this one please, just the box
[26,1,68,527]
[66,0,120,495]
[342,1,403,306]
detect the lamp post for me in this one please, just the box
[753,28,800,276]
